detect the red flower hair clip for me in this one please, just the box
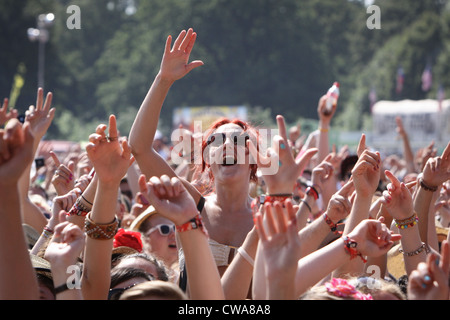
[113,228,143,253]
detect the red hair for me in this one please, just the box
[200,118,259,182]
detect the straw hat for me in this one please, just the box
[387,243,406,279]
[436,226,449,244]
[129,206,158,232]
[23,224,40,248]
[387,226,449,279]
[30,254,52,280]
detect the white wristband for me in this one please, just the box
[237,246,254,267]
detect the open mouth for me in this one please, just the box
[168,244,177,249]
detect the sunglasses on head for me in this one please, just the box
[206,132,251,147]
[148,224,176,236]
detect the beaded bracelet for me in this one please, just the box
[343,236,367,263]
[399,242,430,257]
[68,197,92,217]
[42,226,54,239]
[419,178,438,192]
[394,213,419,229]
[85,213,119,240]
[176,213,209,238]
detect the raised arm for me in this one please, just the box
[128,28,203,200]
[44,217,85,300]
[0,119,39,299]
[81,115,133,299]
[414,142,450,250]
[141,174,224,300]
[395,116,415,174]
[333,134,381,278]
[380,170,427,276]
[253,200,301,300]
[297,178,353,257]
[317,94,337,164]
[18,88,55,233]
[295,219,400,297]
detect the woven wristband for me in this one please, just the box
[176,213,209,238]
[85,213,119,240]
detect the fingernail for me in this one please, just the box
[435,258,440,266]
[279,161,282,167]
[422,283,427,289]
[424,275,431,282]
[280,143,286,150]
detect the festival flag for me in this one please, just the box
[396,66,404,95]
[421,65,432,92]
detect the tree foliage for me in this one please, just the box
[1,0,448,140]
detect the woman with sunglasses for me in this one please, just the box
[140,214,178,269]
[129,28,317,298]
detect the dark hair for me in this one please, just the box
[112,252,170,282]
[110,267,154,289]
[340,155,358,181]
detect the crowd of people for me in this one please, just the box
[0,28,448,301]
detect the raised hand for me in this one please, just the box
[44,216,85,270]
[351,134,381,197]
[50,151,76,195]
[248,115,318,194]
[85,115,133,184]
[254,199,301,299]
[0,119,35,185]
[25,88,55,141]
[311,154,334,194]
[139,174,198,226]
[0,98,18,126]
[326,178,354,223]
[317,94,336,125]
[347,219,401,258]
[408,240,449,300]
[421,142,450,190]
[380,170,414,220]
[255,200,301,274]
[159,28,204,83]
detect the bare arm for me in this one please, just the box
[333,135,381,278]
[81,115,133,300]
[142,174,224,300]
[129,28,203,202]
[18,88,55,233]
[0,120,39,299]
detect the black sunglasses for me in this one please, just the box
[206,132,250,147]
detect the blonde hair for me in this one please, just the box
[119,280,187,300]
